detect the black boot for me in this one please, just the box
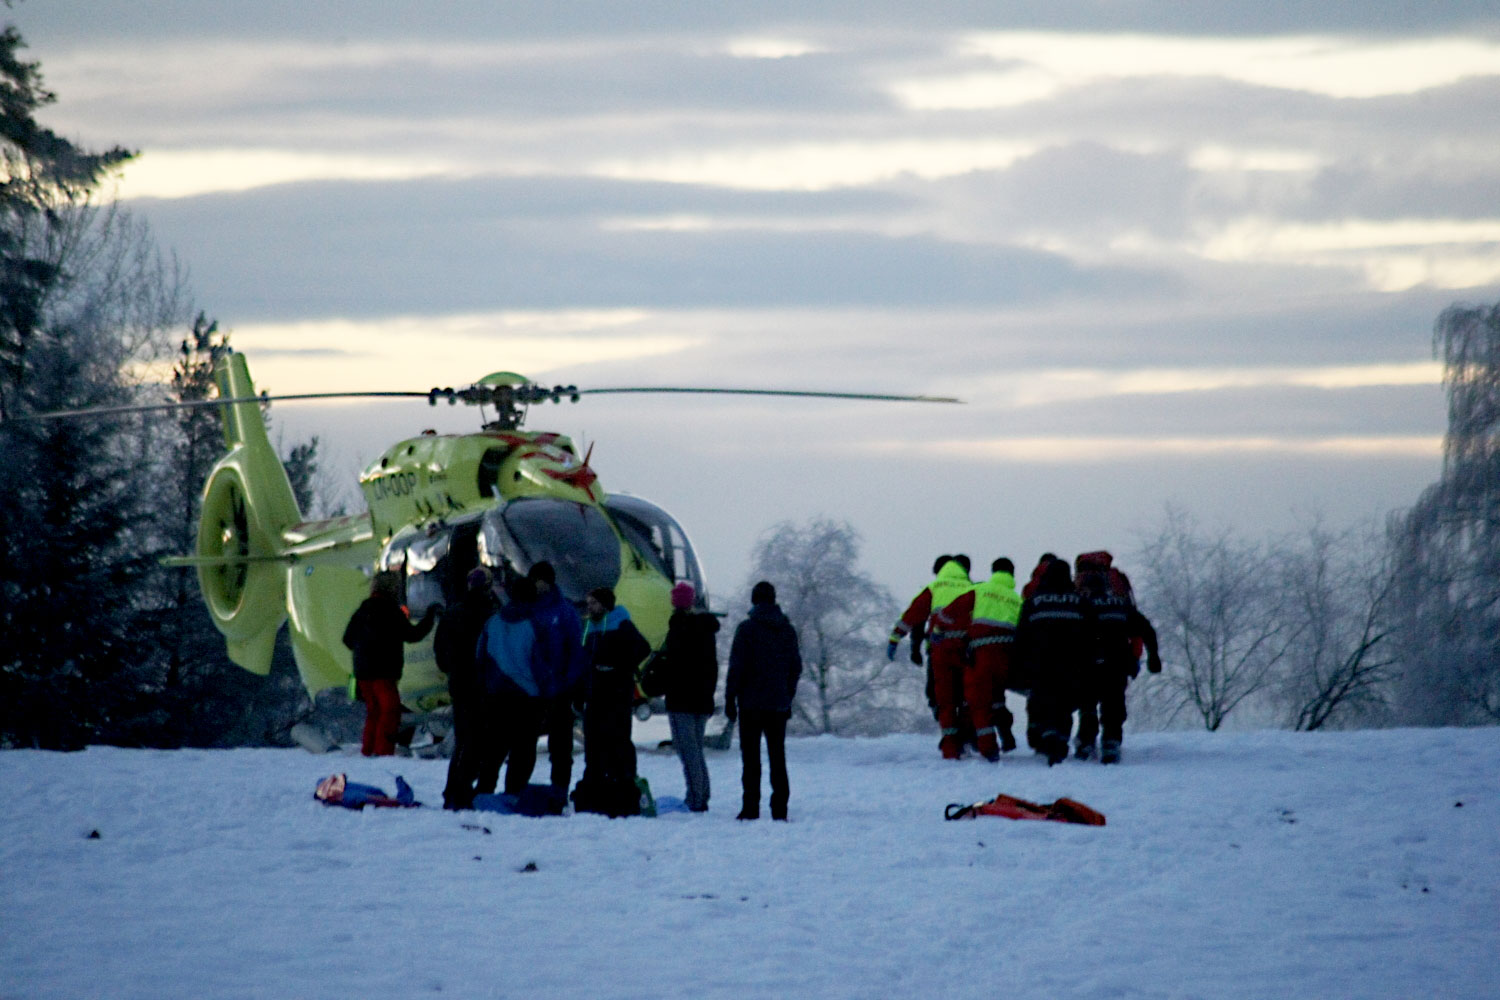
[1000,728,1017,753]
[1042,730,1068,767]
[1100,740,1122,765]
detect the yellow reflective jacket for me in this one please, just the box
[972,571,1022,631]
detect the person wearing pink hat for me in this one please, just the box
[659,581,720,812]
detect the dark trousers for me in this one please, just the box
[359,678,401,757]
[1076,671,1129,747]
[739,709,790,819]
[503,695,576,795]
[442,687,482,808]
[1029,672,1081,751]
[582,698,637,787]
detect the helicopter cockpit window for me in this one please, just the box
[603,494,707,595]
[481,498,621,603]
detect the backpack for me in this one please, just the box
[1075,551,1143,659]
[571,773,648,818]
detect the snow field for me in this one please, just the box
[2,727,1496,1000]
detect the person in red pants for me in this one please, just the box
[342,571,436,756]
[965,558,1023,760]
[888,556,974,727]
[928,587,977,760]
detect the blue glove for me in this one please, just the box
[886,640,899,661]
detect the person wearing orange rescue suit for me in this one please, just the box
[965,558,1023,761]
[888,555,975,735]
[890,556,976,759]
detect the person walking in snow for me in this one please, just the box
[660,581,720,812]
[1014,558,1096,766]
[434,566,497,808]
[888,555,975,724]
[573,587,651,816]
[964,557,1024,760]
[342,571,437,756]
[1072,556,1161,764]
[726,581,802,821]
[1018,552,1061,751]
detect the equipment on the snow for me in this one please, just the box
[471,784,569,816]
[314,773,420,810]
[944,792,1106,826]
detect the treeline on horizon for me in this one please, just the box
[2,23,1496,749]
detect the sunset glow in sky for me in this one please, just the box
[16,2,1497,596]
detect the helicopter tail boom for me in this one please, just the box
[193,354,305,675]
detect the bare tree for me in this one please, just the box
[1389,300,1500,725]
[1134,507,1294,730]
[1274,522,1397,731]
[739,518,924,735]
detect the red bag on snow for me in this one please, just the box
[945,793,1105,826]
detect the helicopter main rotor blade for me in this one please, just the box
[578,387,963,404]
[4,384,961,424]
[1,391,436,423]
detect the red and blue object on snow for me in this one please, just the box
[314,773,420,809]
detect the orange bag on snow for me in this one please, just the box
[944,793,1105,826]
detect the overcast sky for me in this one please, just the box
[13,2,1500,601]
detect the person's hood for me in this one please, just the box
[937,560,970,583]
[987,571,1017,591]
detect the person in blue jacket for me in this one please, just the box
[474,575,541,796]
[524,562,588,794]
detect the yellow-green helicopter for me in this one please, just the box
[139,352,960,728]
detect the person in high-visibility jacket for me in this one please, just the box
[926,583,977,759]
[888,556,974,754]
[965,558,1023,761]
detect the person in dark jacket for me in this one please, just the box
[341,571,437,756]
[1013,559,1095,766]
[434,567,496,808]
[661,581,720,812]
[1018,552,1060,751]
[524,561,588,793]
[1074,566,1162,764]
[573,587,651,816]
[726,581,803,821]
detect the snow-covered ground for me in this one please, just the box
[3,727,1496,1000]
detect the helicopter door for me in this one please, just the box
[603,494,707,597]
[401,531,451,619]
[384,516,483,618]
[480,498,622,603]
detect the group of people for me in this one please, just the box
[346,542,1154,818]
[889,550,1162,766]
[341,561,806,821]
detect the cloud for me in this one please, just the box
[229,311,696,396]
[911,434,1441,462]
[135,176,1162,320]
[890,33,1500,108]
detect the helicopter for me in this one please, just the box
[109,350,964,725]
